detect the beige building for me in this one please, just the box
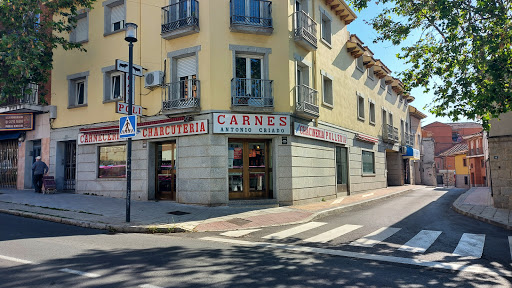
[489,112,512,209]
[50,0,416,205]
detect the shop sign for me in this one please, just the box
[213,113,290,135]
[403,146,420,160]
[0,113,33,131]
[294,123,347,145]
[78,120,208,145]
[134,119,208,140]
[116,102,143,116]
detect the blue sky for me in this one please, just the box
[344,2,468,125]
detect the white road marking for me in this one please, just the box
[398,230,442,253]
[350,227,401,247]
[0,255,34,264]
[139,284,164,288]
[362,193,374,198]
[263,222,327,240]
[509,236,512,260]
[452,233,486,258]
[59,268,101,278]
[220,229,261,238]
[331,197,345,204]
[201,237,512,278]
[304,224,362,243]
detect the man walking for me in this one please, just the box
[32,156,48,193]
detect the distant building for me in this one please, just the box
[488,112,512,209]
[464,132,487,187]
[420,130,436,186]
[439,143,469,188]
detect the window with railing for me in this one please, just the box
[230,0,272,28]
[163,77,200,110]
[294,10,317,47]
[161,0,199,34]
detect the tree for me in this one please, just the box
[349,0,512,128]
[0,0,96,103]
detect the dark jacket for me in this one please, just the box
[32,161,48,175]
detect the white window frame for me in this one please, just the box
[67,71,89,108]
[70,11,89,43]
[369,99,376,125]
[357,92,365,121]
[103,0,126,36]
[110,72,124,101]
[321,71,333,107]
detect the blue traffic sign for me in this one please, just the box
[119,115,137,138]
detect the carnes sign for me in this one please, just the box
[213,113,290,135]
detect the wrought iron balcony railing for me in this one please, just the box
[162,79,200,111]
[383,124,399,143]
[230,0,273,34]
[231,78,273,108]
[161,0,199,39]
[0,84,39,107]
[294,11,317,50]
[295,84,319,118]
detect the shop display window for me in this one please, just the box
[98,145,126,178]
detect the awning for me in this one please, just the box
[0,132,21,141]
[402,146,420,160]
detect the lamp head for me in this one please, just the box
[124,22,138,43]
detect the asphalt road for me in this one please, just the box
[1,187,511,287]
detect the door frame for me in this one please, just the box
[155,141,177,201]
[228,138,272,200]
[335,145,349,195]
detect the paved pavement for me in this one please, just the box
[1,185,509,232]
[452,187,512,230]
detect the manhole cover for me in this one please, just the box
[167,211,190,215]
[226,218,252,226]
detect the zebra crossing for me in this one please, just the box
[219,222,512,259]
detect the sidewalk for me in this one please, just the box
[452,187,512,230]
[0,185,425,233]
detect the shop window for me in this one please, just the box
[362,150,375,175]
[98,145,126,178]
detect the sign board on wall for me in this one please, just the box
[294,123,347,145]
[116,102,143,116]
[213,113,290,135]
[0,113,33,131]
[78,120,208,145]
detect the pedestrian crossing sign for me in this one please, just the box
[119,115,137,138]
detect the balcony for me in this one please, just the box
[382,124,398,144]
[231,78,273,112]
[0,84,43,113]
[162,79,200,114]
[161,0,199,40]
[230,0,273,35]
[468,148,483,157]
[294,11,317,51]
[401,132,414,146]
[295,84,319,119]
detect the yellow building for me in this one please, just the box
[50,0,416,205]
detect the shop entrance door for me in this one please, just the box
[64,141,76,191]
[336,146,348,194]
[156,142,177,200]
[228,139,271,200]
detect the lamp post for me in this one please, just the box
[124,23,137,223]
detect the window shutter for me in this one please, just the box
[75,17,87,42]
[177,55,196,78]
[111,4,125,25]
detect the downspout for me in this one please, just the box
[312,0,318,127]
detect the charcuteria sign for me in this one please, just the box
[294,123,348,145]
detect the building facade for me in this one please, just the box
[488,112,512,209]
[50,0,417,205]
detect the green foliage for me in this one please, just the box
[349,0,512,129]
[0,0,96,102]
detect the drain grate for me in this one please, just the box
[226,218,252,226]
[167,211,190,216]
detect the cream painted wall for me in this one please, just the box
[52,0,411,141]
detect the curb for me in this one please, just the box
[451,202,512,231]
[0,208,190,233]
[0,187,423,233]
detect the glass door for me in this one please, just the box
[229,139,271,199]
[336,146,348,194]
[156,142,176,200]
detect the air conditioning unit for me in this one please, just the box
[144,71,164,88]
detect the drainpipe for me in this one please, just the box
[312,0,318,127]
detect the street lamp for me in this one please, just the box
[124,22,137,222]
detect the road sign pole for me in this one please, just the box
[126,41,133,223]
